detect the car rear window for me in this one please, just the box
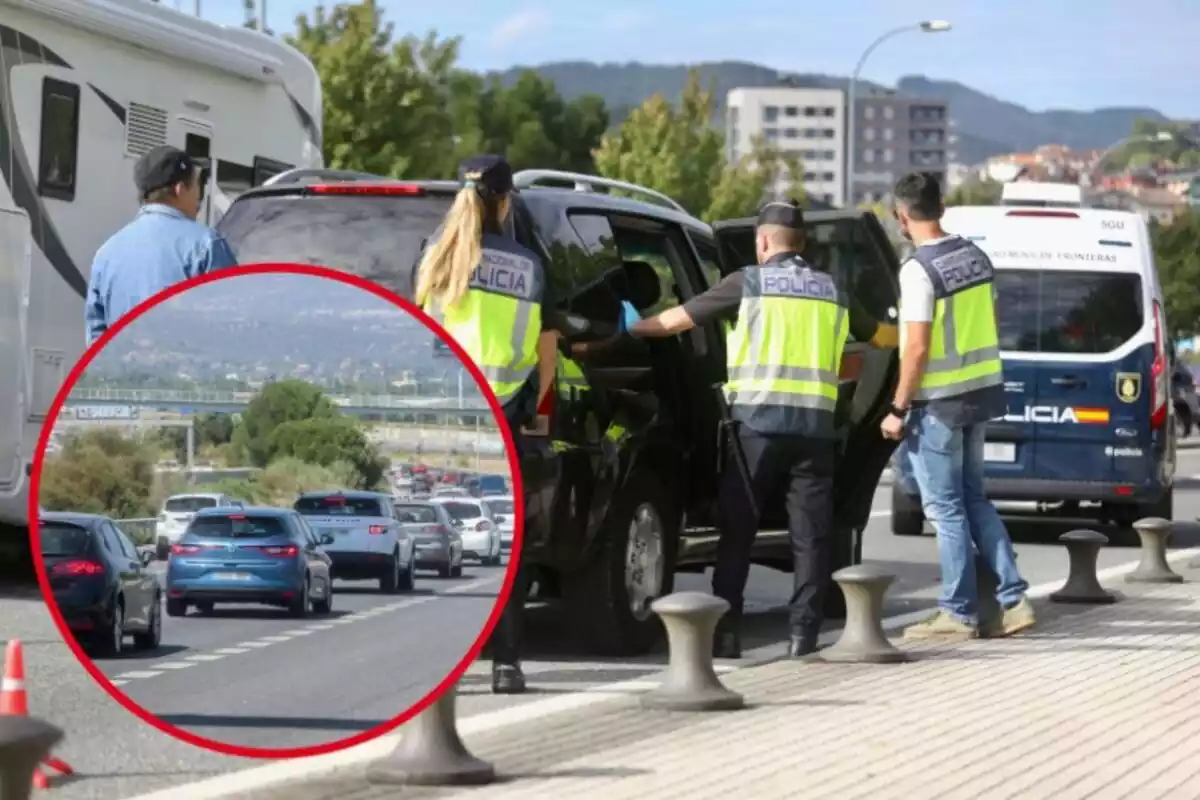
[396,505,438,523]
[215,193,453,297]
[486,499,514,515]
[166,496,217,512]
[441,501,482,520]
[294,495,384,517]
[994,269,1144,355]
[39,522,90,556]
[188,515,288,538]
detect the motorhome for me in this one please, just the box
[0,0,323,525]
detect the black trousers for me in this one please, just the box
[489,397,533,666]
[711,430,837,634]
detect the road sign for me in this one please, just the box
[72,405,138,420]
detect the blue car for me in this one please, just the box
[165,506,335,618]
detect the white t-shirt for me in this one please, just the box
[898,234,957,351]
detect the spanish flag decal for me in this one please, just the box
[1073,407,1110,424]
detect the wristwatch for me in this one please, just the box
[885,402,909,419]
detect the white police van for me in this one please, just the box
[893,182,1175,534]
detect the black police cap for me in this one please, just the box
[458,154,514,195]
[134,145,197,198]
[756,199,805,230]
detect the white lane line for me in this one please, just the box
[238,641,274,648]
[184,654,226,662]
[109,679,129,686]
[257,635,295,643]
[213,647,250,655]
[282,629,315,636]
[306,624,335,631]
[153,662,197,671]
[122,546,1200,800]
[112,670,164,680]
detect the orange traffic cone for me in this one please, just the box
[2,640,74,790]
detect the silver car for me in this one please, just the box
[480,495,516,552]
[395,502,464,579]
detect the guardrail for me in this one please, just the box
[67,387,492,412]
[115,518,157,546]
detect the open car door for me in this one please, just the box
[709,210,902,569]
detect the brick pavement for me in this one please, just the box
[232,559,1200,800]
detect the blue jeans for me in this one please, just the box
[904,409,1029,624]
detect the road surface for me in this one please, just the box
[5,443,1200,798]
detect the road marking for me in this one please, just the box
[213,647,249,655]
[282,629,315,636]
[257,635,294,643]
[306,623,335,631]
[112,670,163,680]
[153,662,197,671]
[124,545,1200,800]
[238,641,274,648]
[184,654,226,662]
[109,679,128,686]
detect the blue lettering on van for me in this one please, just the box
[758,268,836,301]
[931,246,992,293]
[470,249,536,299]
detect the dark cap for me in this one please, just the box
[458,154,513,196]
[135,145,197,198]
[756,199,805,230]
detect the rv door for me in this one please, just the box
[176,118,215,225]
[0,207,31,493]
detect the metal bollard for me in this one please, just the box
[819,565,909,664]
[1126,518,1183,584]
[1051,530,1117,604]
[975,555,1003,638]
[640,592,744,712]
[0,716,62,800]
[365,683,495,786]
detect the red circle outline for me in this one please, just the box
[27,262,526,760]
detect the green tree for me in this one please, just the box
[232,380,339,467]
[40,429,159,518]
[1152,210,1200,338]
[268,417,387,489]
[592,70,803,222]
[946,179,1003,206]
[1105,119,1200,173]
[159,413,237,464]
[208,458,363,507]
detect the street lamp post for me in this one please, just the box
[846,20,951,207]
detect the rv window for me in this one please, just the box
[185,133,211,161]
[252,157,294,187]
[38,78,81,202]
[216,160,255,199]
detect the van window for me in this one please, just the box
[38,78,81,201]
[995,269,1144,355]
[216,193,453,296]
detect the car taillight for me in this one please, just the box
[51,560,103,576]
[172,543,204,555]
[368,525,387,535]
[254,545,299,557]
[308,183,425,196]
[1151,300,1168,430]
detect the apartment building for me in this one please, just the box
[848,89,950,206]
[726,87,846,207]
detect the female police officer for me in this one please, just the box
[415,154,560,694]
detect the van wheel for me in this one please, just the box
[563,470,679,657]
[892,484,925,537]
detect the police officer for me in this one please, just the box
[625,200,896,659]
[414,155,561,694]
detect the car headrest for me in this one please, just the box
[622,260,661,311]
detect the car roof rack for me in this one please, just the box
[512,169,687,213]
[262,167,391,187]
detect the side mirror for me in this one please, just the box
[319,534,335,546]
[562,313,592,337]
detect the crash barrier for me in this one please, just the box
[819,565,909,663]
[366,683,495,787]
[1051,530,1118,604]
[115,518,157,547]
[642,592,744,712]
[0,641,73,791]
[0,717,62,800]
[1128,518,1183,584]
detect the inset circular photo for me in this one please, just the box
[30,264,522,758]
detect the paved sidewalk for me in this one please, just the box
[231,559,1200,800]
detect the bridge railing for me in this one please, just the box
[66,387,492,412]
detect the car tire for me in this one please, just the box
[165,598,187,617]
[438,561,452,579]
[312,579,333,614]
[450,564,463,578]
[563,469,680,657]
[133,596,163,650]
[289,577,310,618]
[892,483,925,537]
[398,564,415,591]
[380,551,402,594]
[91,597,124,658]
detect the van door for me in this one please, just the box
[0,207,31,495]
[710,210,901,542]
[989,268,1041,482]
[175,117,214,225]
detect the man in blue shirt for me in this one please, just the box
[85,145,238,344]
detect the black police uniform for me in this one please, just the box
[679,202,881,659]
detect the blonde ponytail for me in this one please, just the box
[415,187,486,311]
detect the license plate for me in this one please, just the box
[984,442,1016,463]
[212,572,254,581]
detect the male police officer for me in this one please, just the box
[87,146,237,344]
[881,172,1033,640]
[626,200,897,658]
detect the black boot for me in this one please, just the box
[786,630,821,658]
[491,662,526,694]
[713,615,742,660]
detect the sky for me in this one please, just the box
[184,0,1200,118]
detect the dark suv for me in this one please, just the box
[216,168,903,655]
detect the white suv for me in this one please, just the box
[155,492,244,558]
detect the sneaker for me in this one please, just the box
[1000,597,1036,636]
[903,609,978,640]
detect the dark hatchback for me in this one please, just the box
[39,512,162,658]
[216,169,903,655]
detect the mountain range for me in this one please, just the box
[499,62,1178,164]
